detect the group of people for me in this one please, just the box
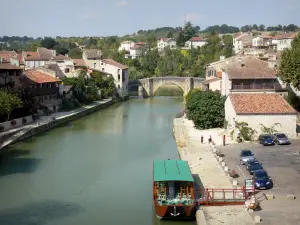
[200,135,226,146]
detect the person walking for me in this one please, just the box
[201,135,203,144]
[208,135,212,143]
[223,135,226,146]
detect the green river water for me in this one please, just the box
[0,97,195,225]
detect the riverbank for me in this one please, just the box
[173,117,254,225]
[0,98,114,150]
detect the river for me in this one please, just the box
[0,97,194,225]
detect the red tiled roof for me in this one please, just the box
[52,54,70,61]
[0,50,17,63]
[24,70,60,83]
[103,59,128,69]
[229,93,297,115]
[190,37,207,41]
[24,51,41,61]
[273,33,297,40]
[0,63,22,70]
[226,56,276,79]
[73,59,87,67]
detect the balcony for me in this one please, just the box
[231,84,284,91]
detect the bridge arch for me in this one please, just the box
[138,77,206,97]
[153,82,185,96]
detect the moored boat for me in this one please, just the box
[153,159,197,220]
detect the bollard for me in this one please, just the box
[265,194,275,200]
[224,166,229,172]
[286,194,296,200]
[221,162,226,167]
[233,180,238,186]
[255,215,261,223]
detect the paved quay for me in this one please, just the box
[0,99,112,150]
[173,117,254,225]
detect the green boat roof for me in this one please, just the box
[153,160,194,182]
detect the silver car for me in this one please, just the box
[240,149,255,165]
[273,133,291,145]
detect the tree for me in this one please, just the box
[53,45,68,55]
[279,34,300,89]
[29,42,40,51]
[183,21,196,42]
[0,90,23,121]
[68,48,82,59]
[40,37,57,49]
[252,24,258,30]
[185,89,226,129]
[167,31,174,38]
[176,31,185,47]
[258,24,265,31]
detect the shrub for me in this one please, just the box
[11,120,17,126]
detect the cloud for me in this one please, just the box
[184,13,202,23]
[116,1,129,7]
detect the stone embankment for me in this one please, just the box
[0,99,114,150]
[173,117,254,225]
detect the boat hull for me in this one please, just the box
[154,204,196,220]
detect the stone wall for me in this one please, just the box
[0,115,33,132]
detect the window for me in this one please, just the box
[65,68,70,73]
[101,61,103,65]
[102,68,104,71]
[94,63,96,68]
[118,74,120,81]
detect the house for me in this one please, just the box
[0,50,17,63]
[129,45,143,59]
[118,40,135,52]
[225,93,297,139]
[185,37,207,49]
[205,56,286,96]
[22,47,56,69]
[252,35,273,48]
[157,38,176,51]
[273,33,296,51]
[82,49,103,69]
[0,63,23,90]
[49,54,75,78]
[99,59,129,98]
[23,69,62,111]
[233,33,253,54]
[73,59,87,69]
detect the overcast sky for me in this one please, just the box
[2,0,299,37]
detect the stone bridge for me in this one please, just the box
[136,77,206,97]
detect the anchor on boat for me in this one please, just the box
[170,206,180,216]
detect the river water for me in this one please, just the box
[0,97,194,225]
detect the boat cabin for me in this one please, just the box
[153,160,195,206]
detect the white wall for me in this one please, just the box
[225,97,237,128]
[209,80,221,91]
[101,62,128,98]
[118,42,135,52]
[277,39,293,51]
[221,72,231,96]
[236,114,297,139]
[185,40,207,49]
[25,60,48,69]
[157,39,177,50]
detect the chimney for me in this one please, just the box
[241,63,245,67]
[220,56,225,61]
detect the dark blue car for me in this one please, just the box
[253,169,273,190]
[258,134,274,146]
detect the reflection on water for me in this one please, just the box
[0,97,192,225]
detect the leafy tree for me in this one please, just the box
[185,89,226,129]
[258,24,265,31]
[167,31,174,38]
[29,42,40,51]
[176,31,185,47]
[183,21,196,41]
[0,90,23,121]
[128,67,143,80]
[68,48,82,59]
[252,24,258,30]
[53,45,68,55]
[279,34,300,89]
[140,49,160,75]
[40,37,57,49]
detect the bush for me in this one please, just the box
[11,120,17,126]
[185,89,226,129]
[22,118,27,124]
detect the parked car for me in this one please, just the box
[245,159,260,170]
[258,134,274,146]
[247,161,264,175]
[273,133,291,145]
[240,149,255,165]
[253,169,273,190]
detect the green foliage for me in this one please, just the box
[128,67,143,80]
[185,89,226,129]
[259,123,282,134]
[40,37,57,49]
[68,48,83,59]
[0,90,23,121]
[279,33,300,89]
[235,121,256,141]
[176,31,185,47]
[29,42,40,51]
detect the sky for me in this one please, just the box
[2,0,299,37]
